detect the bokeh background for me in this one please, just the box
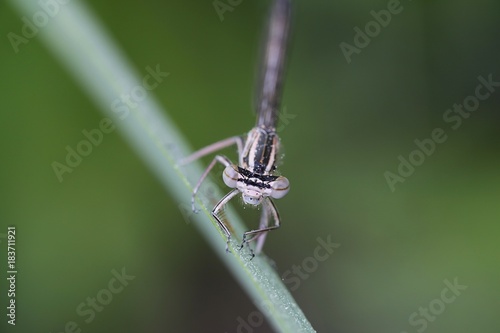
[1,0,499,332]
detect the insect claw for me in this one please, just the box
[191,201,199,214]
[239,235,247,250]
[247,246,255,260]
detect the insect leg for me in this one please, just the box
[179,136,243,166]
[191,155,233,213]
[241,198,281,259]
[212,189,240,253]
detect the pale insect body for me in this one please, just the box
[181,0,292,258]
[224,127,289,205]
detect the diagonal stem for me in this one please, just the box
[7,1,317,332]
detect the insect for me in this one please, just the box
[182,0,292,258]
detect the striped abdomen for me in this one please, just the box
[240,127,280,175]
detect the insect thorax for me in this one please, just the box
[240,127,280,175]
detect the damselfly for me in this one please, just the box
[182,0,292,258]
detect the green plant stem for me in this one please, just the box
[8,1,316,332]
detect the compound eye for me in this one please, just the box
[223,165,239,188]
[270,176,290,199]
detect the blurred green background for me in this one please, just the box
[1,0,500,332]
